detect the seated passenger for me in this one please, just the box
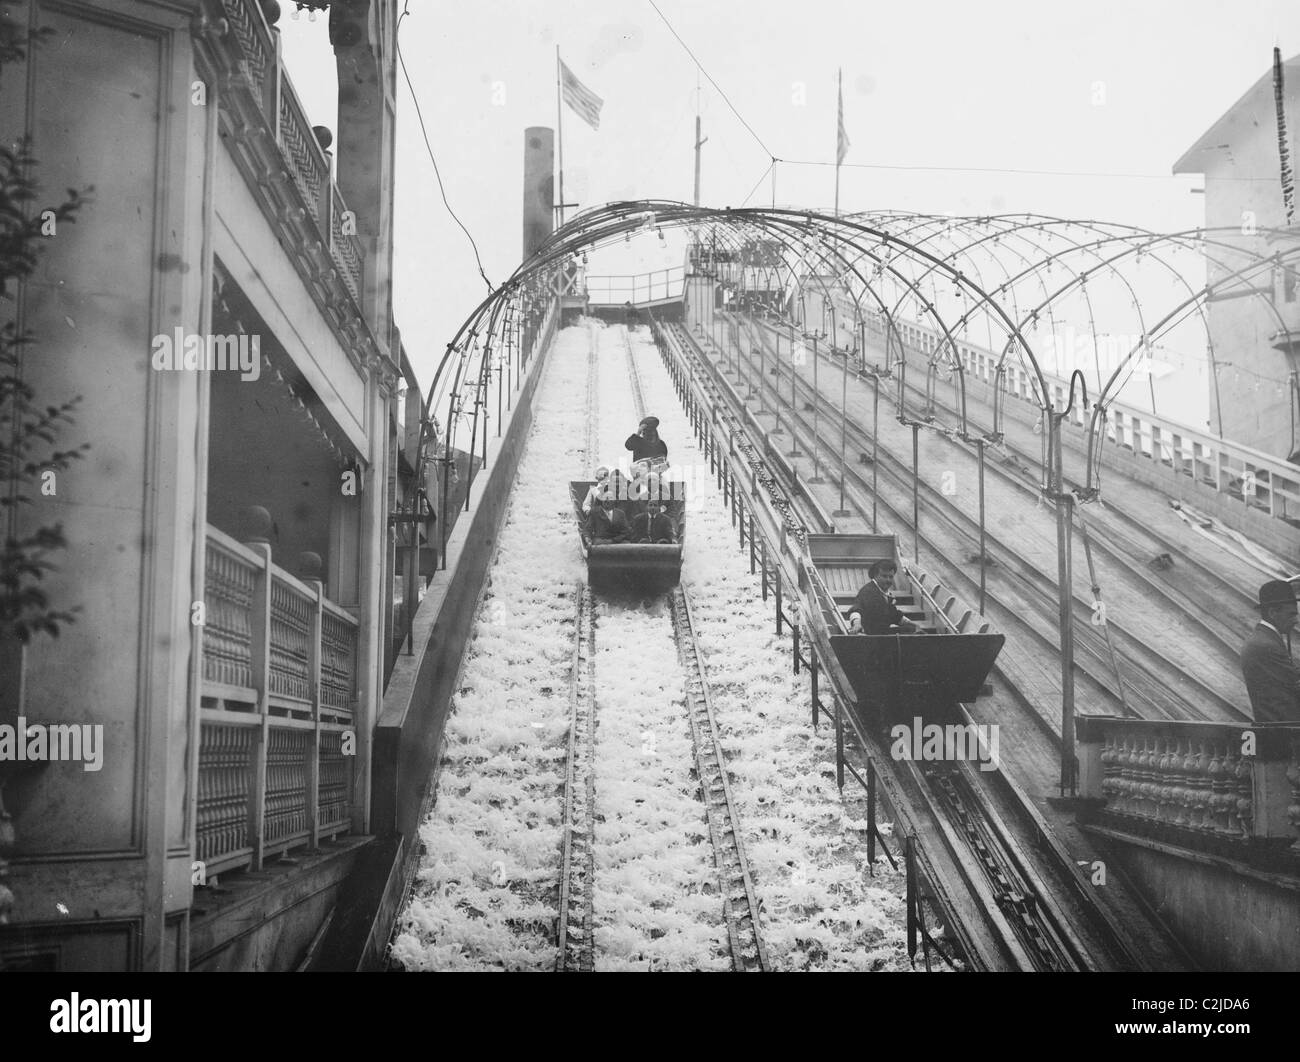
[589,501,630,543]
[581,466,611,513]
[630,506,675,544]
[625,416,668,465]
[846,560,920,635]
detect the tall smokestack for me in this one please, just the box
[523,127,555,260]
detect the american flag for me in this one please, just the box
[837,71,850,165]
[560,60,604,132]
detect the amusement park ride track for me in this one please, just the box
[556,583,598,972]
[871,330,1265,623]
[655,314,1181,971]
[785,317,1267,633]
[736,315,1249,726]
[556,324,769,971]
[625,327,769,970]
[557,324,602,972]
[669,586,770,972]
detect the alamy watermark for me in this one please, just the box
[49,994,150,1042]
[0,718,104,771]
[1041,327,1169,380]
[151,327,261,382]
[890,717,1000,772]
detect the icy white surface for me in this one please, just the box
[587,322,728,972]
[627,327,912,972]
[389,325,589,971]
[391,319,911,972]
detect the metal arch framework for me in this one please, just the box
[410,200,1300,796]
[415,201,1300,523]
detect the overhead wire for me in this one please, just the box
[740,161,774,208]
[396,3,493,292]
[644,0,775,160]
[776,157,1276,183]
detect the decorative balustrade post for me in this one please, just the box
[1190,736,1213,827]
[1232,746,1253,838]
[1249,726,1297,840]
[1288,734,1300,852]
[1174,737,1195,827]
[241,505,275,871]
[0,783,13,932]
[1074,715,1107,800]
[313,126,334,242]
[1099,734,1121,811]
[1156,737,1176,823]
[268,7,283,134]
[300,552,324,849]
[1123,734,1142,816]
[1214,740,1239,835]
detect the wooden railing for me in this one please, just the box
[1076,716,1300,865]
[214,0,366,302]
[197,525,358,876]
[872,316,1300,524]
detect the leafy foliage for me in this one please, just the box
[0,16,90,642]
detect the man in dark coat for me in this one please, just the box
[1240,579,1300,722]
[589,501,629,543]
[625,416,668,464]
[846,560,919,635]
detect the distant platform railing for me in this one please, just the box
[872,317,1300,525]
[198,524,357,877]
[585,267,685,307]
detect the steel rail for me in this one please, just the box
[742,317,1250,725]
[669,586,770,972]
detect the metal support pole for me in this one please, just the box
[811,653,819,727]
[977,439,987,615]
[867,759,877,872]
[792,620,800,675]
[505,325,513,412]
[872,375,880,533]
[810,334,823,483]
[788,322,801,458]
[770,327,782,434]
[775,565,783,635]
[834,697,844,790]
[911,423,920,564]
[835,342,850,516]
[761,538,768,599]
[439,450,450,572]
[1053,414,1078,795]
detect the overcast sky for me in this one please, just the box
[279,0,1299,391]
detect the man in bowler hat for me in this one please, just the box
[1240,579,1300,723]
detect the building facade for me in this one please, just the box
[1174,53,1300,461]
[0,0,406,970]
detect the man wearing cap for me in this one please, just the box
[1239,580,1300,723]
[625,416,668,465]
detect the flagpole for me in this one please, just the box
[556,46,566,228]
[834,68,842,216]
